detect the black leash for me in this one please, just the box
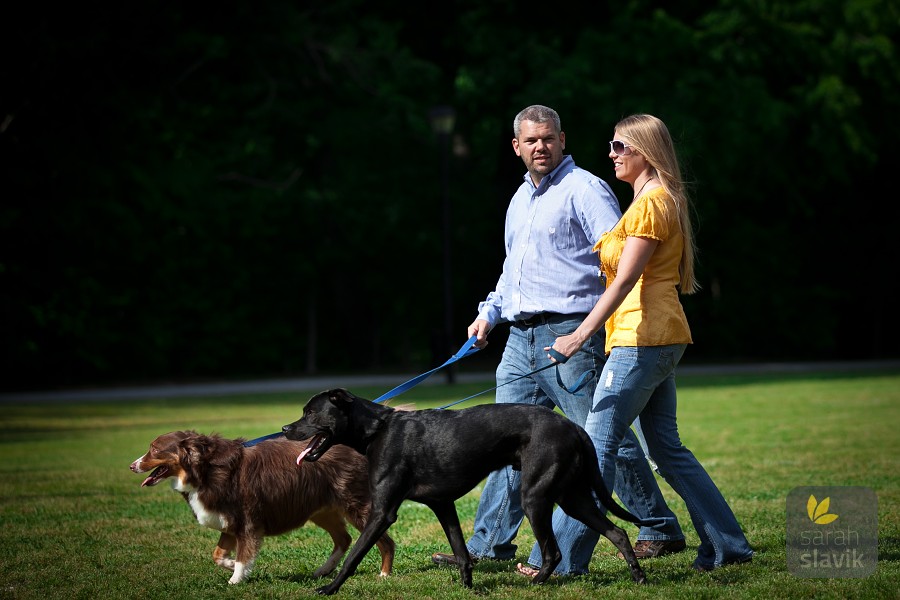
[436,348,594,409]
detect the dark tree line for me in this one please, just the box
[2,0,898,390]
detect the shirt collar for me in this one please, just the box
[523,154,574,191]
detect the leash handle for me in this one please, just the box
[546,348,596,393]
[555,364,595,394]
[372,335,480,404]
[548,348,569,364]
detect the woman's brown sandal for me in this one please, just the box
[515,563,541,578]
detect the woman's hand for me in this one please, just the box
[543,236,659,363]
[545,333,585,363]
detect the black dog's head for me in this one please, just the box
[282,388,359,466]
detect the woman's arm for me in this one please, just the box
[548,236,659,359]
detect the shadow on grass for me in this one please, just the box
[878,535,899,562]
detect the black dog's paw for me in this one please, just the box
[315,584,338,595]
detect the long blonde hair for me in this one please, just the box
[616,114,699,294]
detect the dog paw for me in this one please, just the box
[228,562,251,584]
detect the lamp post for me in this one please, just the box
[428,105,456,384]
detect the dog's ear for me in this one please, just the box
[178,436,207,465]
[329,388,357,404]
[169,430,197,447]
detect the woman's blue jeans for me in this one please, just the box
[465,318,683,568]
[527,344,753,572]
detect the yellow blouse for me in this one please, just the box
[593,186,692,354]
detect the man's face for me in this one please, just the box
[512,120,566,185]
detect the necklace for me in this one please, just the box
[633,177,654,201]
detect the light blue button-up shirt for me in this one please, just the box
[477,155,622,325]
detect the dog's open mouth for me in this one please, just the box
[141,465,169,487]
[296,434,328,466]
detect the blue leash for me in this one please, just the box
[242,338,594,446]
[372,335,482,404]
[243,336,481,447]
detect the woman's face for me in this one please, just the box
[609,129,647,187]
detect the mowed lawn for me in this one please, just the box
[1,368,897,599]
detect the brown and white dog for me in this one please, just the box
[130,430,394,584]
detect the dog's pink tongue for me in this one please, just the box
[296,446,313,467]
[141,465,167,487]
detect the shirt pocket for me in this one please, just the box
[547,218,578,250]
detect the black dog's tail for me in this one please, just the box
[582,435,647,526]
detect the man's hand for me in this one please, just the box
[467,319,492,349]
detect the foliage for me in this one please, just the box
[2,0,899,389]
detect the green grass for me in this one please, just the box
[1,370,898,599]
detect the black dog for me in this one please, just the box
[282,388,647,595]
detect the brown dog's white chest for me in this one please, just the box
[172,477,229,531]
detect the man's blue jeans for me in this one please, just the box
[465,317,683,571]
[527,344,753,572]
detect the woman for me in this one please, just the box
[518,114,753,575]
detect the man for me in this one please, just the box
[430,105,685,575]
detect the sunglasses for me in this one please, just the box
[609,140,635,155]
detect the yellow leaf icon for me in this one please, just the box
[806,494,838,524]
[814,497,831,520]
